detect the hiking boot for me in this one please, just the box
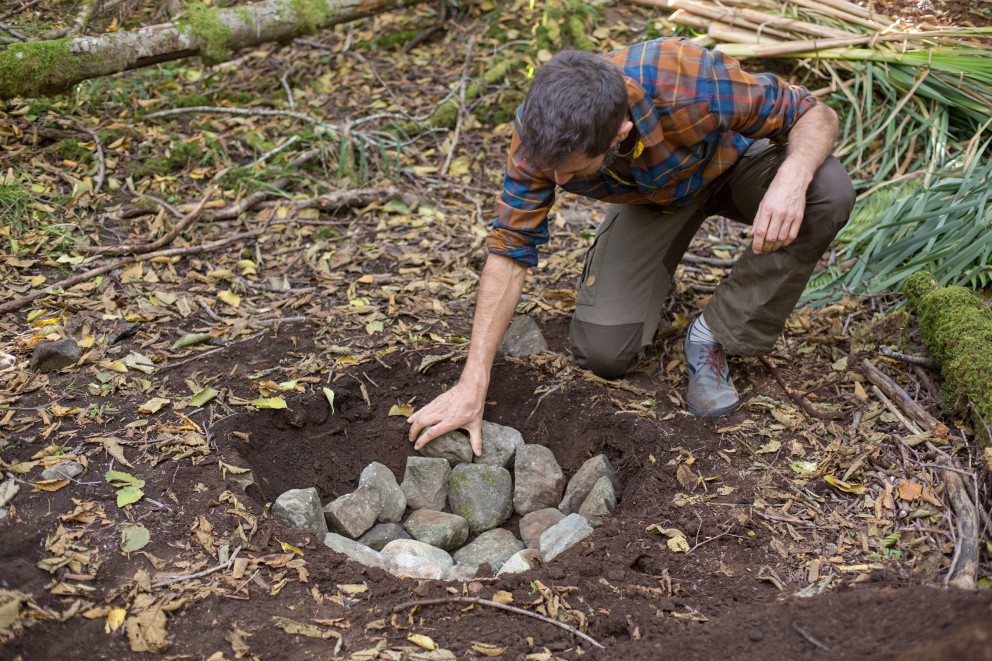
[683,336,739,416]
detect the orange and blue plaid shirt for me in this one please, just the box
[486,37,817,267]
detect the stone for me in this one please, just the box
[403,510,469,551]
[559,454,618,515]
[323,485,380,539]
[578,476,617,528]
[496,549,542,576]
[38,460,84,482]
[271,488,329,537]
[513,444,566,516]
[323,533,387,570]
[401,457,451,511]
[419,429,473,466]
[443,564,480,581]
[30,339,81,373]
[499,315,548,357]
[519,508,566,549]
[357,523,410,552]
[453,528,525,570]
[359,462,407,523]
[539,513,594,562]
[381,539,453,580]
[448,464,513,534]
[475,421,525,468]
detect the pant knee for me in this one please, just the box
[569,319,642,379]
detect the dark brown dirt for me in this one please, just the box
[4,318,989,660]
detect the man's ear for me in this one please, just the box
[613,119,634,146]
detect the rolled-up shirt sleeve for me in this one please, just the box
[486,127,556,268]
[707,48,816,141]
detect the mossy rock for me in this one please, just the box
[904,270,992,441]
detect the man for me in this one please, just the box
[408,38,855,455]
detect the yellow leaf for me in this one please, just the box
[490,590,513,605]
[137,398,170,414]
[106,607,127,633]
[408,634,438,651]
[337,583,367,595]
[824,474,865,495]
[667,535,690,553]
[50,404,80,417]
[251,397,287,410]
[217,290,241,308]
[854,381,868,401]
[33,478,70,492]
[280,540,304,556]
[897,480,923,502]
[388,404,414,417]
[471,642,507,656]
[29,275,46,287]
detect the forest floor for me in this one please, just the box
[1,1,990,659]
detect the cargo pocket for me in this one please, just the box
[575,210,619,308]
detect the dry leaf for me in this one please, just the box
[897,480,923,502]
[490,590,513,605]
[408,633,438,650]
[106,607,126,633]
[137,398,170,414]
[471,642,507,657]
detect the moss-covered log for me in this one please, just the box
[0,0,428,99]
[904,271,992,439]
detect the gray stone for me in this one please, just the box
[30,339,81,373]
[443,564,480,582]
[401,457,451,511]
[271,488,329,537]
[403,510,469,551]
[496,549,542,576]
[475,421,525,468]
[38,460,84,482]
[381,539,453,580]
[323,532,387,570]
[359,462,407,523]
[448,464,513,534]
[513,444,566,516]
[499,315,547,357]
[559,454,618,514]
[519,508,566,549]
[357,523,410,552]
[419,429,473,466]
[539,513,593,562]
[453,528,525,569]
[578,476,617,528]
[323,485,380,539]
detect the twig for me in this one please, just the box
[279,68,296,111]
[0,230,262,315]
[152,546,242,588]
[939,462,980,590]
[0,22,28,41]
[159,332,266,372]
[872,385,923,436]
[441,38,475,177]
[759,356,842,420]
[687,522,737,553]
[249,135,299,169]
[146,105,333,126]
[880,346,938,369]
[862,359,948,437]
[392,597,605,650]
[792,621,831,651]
[82,186,216,255]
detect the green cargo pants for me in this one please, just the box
[569,139,856,379]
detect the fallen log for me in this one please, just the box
[904,271,992,442]
[0,0,428,99]
[861,359,949,438]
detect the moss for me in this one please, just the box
[219,90,253,104]
[566,14,596,51]
[0,39,77,99]
[904,270,992,439]
[290,0,333,37]
[354,28,422,51]
[175,93,210,108]
[52,138,91,162]
[177,2,233,66]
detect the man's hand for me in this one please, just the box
[751,166,811,254]
[407,375,487,456]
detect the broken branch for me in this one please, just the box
[861,359,949,437]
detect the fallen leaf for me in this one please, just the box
[172,333,213,350]
[490,590,513,605]
[250,397,287,410]
[137,397,170,414]
[33,478,70,492]
[897,480,923,502]
[388,404,414,417]
[824,475,865,495]
[106,607,127,633]
[121,524,150,552]
[408,633,438,650]
[756,440,781,454]
[322,387,335,414]
[337,583,367,595]
[471,642,507,656]
[189,386,219,408]
[126,599,169,653]
[91,437,133,468]
[217,290,241,308]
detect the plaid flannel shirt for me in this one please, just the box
[486,37,817,267]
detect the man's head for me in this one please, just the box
[520,50,632,183]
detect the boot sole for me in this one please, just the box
[685,401,739,417]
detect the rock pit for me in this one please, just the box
[270,420,619,580]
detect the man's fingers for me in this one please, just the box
[413,424,442,451]
[468,428,483,457]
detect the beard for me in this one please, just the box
[594,143,622,176]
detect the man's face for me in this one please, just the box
[552,144,620,186]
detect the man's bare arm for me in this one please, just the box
[752,103,840,254]
[407,253,528,455]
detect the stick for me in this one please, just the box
[880,346,938,369]
[82,186,216,255]
[871,385,923,436]
[0,230,262,314]
[941,464,979,590]
[249,135,299,168]
[759,356,842,420]
[861,359,948,437]
[152,547,242,588]
[441,37,475,177]
[792,622,831,651]
[392,596,605,650]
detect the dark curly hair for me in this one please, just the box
[520,50,628,169]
